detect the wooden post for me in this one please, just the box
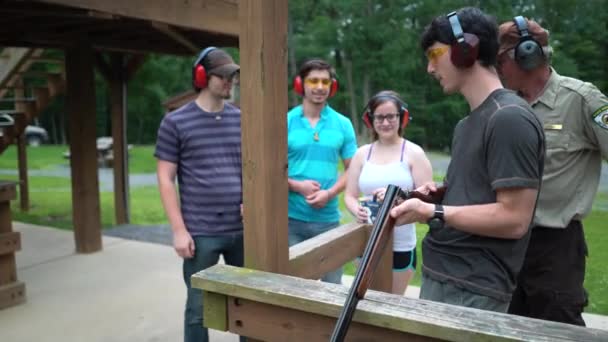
[109,53,129,225]
[239,0,289,273]
[16,133,29,211]
[65,41,102,253]
[0,181,26,310]
[13,80,29,211]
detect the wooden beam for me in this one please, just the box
[109,53,129,225]
[193,265,608,342]
[0,282,26,310]
[0,181,22,309]
[13,81,30,213]
[225,297,432,342]
[37,0,239,36]
[0,232,21,256]
[151,22,198,53]
[240,0,289,273]
[203,291,228,331]
[16,134,29,212]
[65,40,102,253]
[288,222,368,279]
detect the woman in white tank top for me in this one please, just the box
[344,91,433,295]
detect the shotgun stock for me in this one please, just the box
[330,183,447,341]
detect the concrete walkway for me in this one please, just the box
[1,223,607,342]
[0,222,237,342]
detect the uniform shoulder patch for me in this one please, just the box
[592,104,608,130]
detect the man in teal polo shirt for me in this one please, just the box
[287,59,358,283]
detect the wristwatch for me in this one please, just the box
[427,204,445,229]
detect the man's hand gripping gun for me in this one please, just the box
[330,184,446,342]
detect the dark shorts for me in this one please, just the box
[508,220,588,326]
[393,248,416,271]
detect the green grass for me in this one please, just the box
[0,145,157,173]
[583,210,608,314]
[0,145,69,170]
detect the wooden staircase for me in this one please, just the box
[0,47,66,154]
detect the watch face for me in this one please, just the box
[428,218,444,230]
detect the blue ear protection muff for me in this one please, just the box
[512,16,545,70]
[192,46,217,90]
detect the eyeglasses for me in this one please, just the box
[372,113,399,123]
[305,77,332,88]
[426,46,450,63]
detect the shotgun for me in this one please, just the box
[330,183,446,342]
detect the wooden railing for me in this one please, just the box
[193,263,608,342]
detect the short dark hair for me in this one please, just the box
[298,59,334,80]
[366,90,407,141]
[420,7,499,67]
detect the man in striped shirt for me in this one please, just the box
[288,59,358,283]
[155,47,243,342]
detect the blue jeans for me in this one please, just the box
[288,218,343,284]
[183,233,245,342]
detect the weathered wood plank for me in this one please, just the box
[0,253,17,285]
[0,181,17,202]
[0,281,26,310]
[288,222,368,279]
[239,0,289,273]
[226,297,434,342]
[203,291,228,331]
[0,232,21,256]
[192,265,608,342]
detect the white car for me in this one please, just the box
[25,125,48,146]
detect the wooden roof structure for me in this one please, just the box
[0,1,238,55]
[0,0,245,254]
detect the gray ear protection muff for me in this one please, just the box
[512,16,545,70]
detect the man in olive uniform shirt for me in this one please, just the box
[497,17,608,326]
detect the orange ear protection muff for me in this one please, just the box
[512,15,545,70]
[192,46,217,90]
[447,11,480,68]
[362,94,410,130]
[292,73,339,98]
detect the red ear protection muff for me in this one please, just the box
[292,75,339,98]
[192,46,217,90]
[362,94,410,130]
[447,11,480,68]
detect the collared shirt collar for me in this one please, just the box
[299,103,330,120]
[531,67,560,110]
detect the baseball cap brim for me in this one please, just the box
[209,63,240,78]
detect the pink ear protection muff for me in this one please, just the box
[447,11,480,68]
[192,46,217,90]
[362,94,410,130]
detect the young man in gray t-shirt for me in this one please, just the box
[390,7,544,313]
